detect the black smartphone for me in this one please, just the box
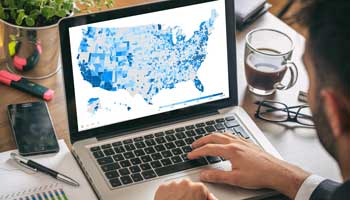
[7,101,59,156]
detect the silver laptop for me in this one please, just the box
[59,0,281,199]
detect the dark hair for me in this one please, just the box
[296,0,350,98]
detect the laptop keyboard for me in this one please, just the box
[89,116,251,188]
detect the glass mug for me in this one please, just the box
[244,29,298,96]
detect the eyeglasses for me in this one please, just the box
[255,100,315,127]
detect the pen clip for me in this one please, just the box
[10,152,37,173]
[16,160,38,172]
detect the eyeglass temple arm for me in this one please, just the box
[255,101,312,118]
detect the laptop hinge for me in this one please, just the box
[96,109,219,141]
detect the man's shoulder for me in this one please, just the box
[310,179,350,200]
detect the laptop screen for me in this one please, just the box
[68,0,229,132]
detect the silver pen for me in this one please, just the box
[10,152,80,187]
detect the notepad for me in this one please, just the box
[0,140,97,200]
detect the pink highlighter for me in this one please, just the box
[0,70,54,101]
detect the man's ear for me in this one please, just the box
[321,89,350,138]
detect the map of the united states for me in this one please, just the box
[77,9,217,105]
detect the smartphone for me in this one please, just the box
[7,101,59,156]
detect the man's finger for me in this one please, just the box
[200,169,236,185]
[192,133,233,149]
[188,144,228,159]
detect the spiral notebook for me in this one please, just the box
[0,140,97,200]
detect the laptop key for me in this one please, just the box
[130,166,141,173]
[194,135,203,140]
[155,137,166,144]
[160,158,172,166]
[125,144,136,151]
[155,158,208,176]
[207,156,222,164]
[205,120,216,125]
[185,125,195,130]
[215,118,225,123]
[225,120,239,128]
[233,126,250,139]
[175,127,185,132]
[145,147,156,154]
[134,149,145,157]
[101,144,112,149]
[141,155,152,163]
[140,163,152,171]
[145,139,156,146]
[120,160,131,168]
[164,142,175,149]
[119,168,130,176]
[130,158,142,165]
[195,128,206,135]
[225,116,235,121]
[181,154,189,161]
[123,152,135,159]
[123,139,133,145]
[150,161,162,168]
[161,150,173,158]
[165,129,175,135]
[172,148,182,155]
[175,132,186,139]
[142,170,157,179]
[155,144,166,152]
[185,130,196,137]
[144,134,154,139]
[120,175,133,185]
[135,141,146,149]
[90,146,101,152]
[184,138,195,145]
[171,156,182,163]
[105,171,119,179]
[151,153,162,161]
[112,141,122,147]
[182,145,192,153]
[195,123,206,128]
[110,178,122,187]
[101,163,120,172]
[205,126,216,133]
[97,157,113,165]
[103,148,115,156]
[131,173,144,182]
[175,140,186,147]
[114,146,125,153]
[165,135,176,142]
[93,151,104,159]
[133,137,143,142]
[214,123,225,130]
[155,132,165,137]
[113,154,124,162]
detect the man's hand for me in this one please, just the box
[154,179,217,200]
[188,133,310,199]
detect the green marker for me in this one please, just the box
[54,190,61,200]
[60,189,69,200]
[48,191,55,200]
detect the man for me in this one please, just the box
[154,0,350,199]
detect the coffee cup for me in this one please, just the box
[244,29,298,96]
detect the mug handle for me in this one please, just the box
[274,60,299,90]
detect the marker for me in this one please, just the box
[48,191,55,200]
[37,193,43,200]
[59,189,68,200]
[43,192,49,200]
[31,194,37,200]
[0,70,54,101]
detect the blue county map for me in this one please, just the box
[77,9,218,113]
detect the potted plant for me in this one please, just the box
[0,0,113,79]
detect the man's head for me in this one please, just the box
[297,0,350,177]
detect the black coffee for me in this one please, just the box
[245,48,287,91]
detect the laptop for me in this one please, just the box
[59,0,281,199]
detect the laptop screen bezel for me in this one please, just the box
[59,0,237,144]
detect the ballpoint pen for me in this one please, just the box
[10,152,80,187]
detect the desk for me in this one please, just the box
[0,1,342,185]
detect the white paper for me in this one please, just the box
[0,140,97,200]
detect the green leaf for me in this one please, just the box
[56,9,67,17]
[0,5,5,19]
[29,9,41,19]
[42,6,55,19]
[25,16,35,26]
[15,12,26,25]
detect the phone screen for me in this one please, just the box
[8,102,59,156]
